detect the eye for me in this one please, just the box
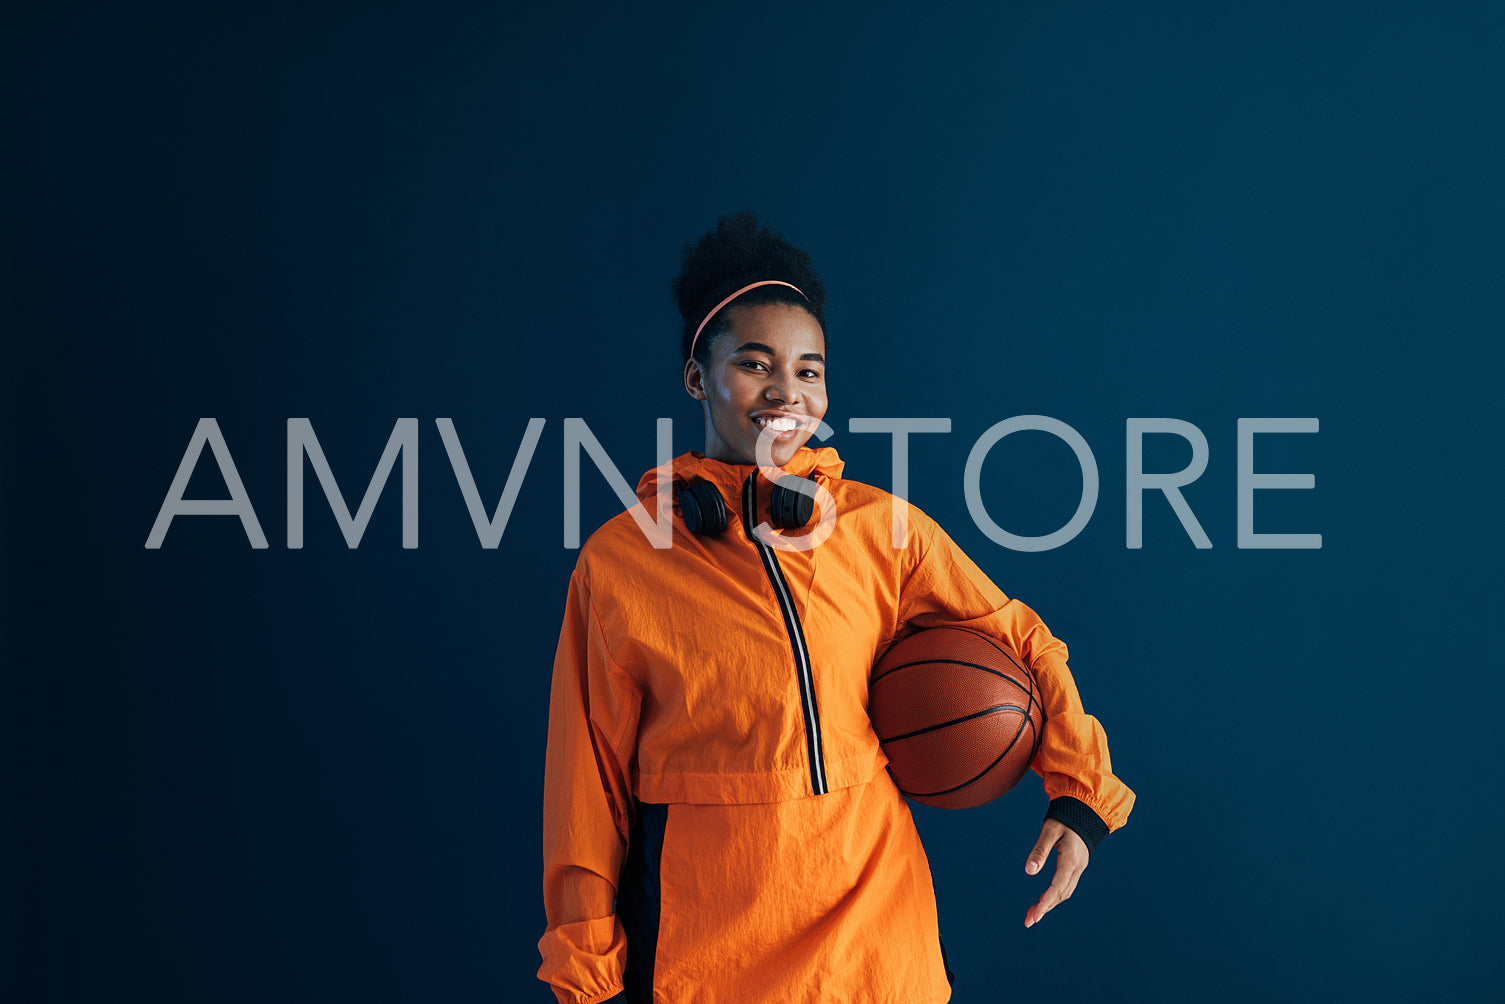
[739,360,767,371]
[800,368,823,379]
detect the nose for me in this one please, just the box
[765,370,799,407]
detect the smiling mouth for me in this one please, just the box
[753,415,802,432]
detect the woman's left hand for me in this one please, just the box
[1023,818,1088,928]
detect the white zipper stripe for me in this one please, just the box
[758,536,828,794]
[743,474,828,796]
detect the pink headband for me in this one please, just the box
[689,279,810,360]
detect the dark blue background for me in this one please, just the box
[9,2,1503,1001]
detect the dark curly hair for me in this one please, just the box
[671,209,828,367]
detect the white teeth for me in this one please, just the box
[754,416,799,432]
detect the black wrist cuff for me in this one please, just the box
[1044,796,1110,855]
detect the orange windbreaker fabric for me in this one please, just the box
[539,446,1135,1004]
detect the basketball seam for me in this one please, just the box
[878,703,1030,744]
[903,709,1033,799]
[872,657,1032,693]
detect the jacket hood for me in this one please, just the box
[634,446,846,506]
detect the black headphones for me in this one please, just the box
[675,474,815,536]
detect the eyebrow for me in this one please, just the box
[733,341,826,363]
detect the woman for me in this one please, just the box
[538,211,1135,1004]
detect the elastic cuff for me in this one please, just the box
[569,990,624,1004]
[1044,796,1110,855]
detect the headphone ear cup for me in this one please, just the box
[677,477,728,536]
[768,478,815,530]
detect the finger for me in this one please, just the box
[1024,880,1067,927]
[1024,898,1048,927]
[1027,853,1088,928]
[1025,828,1061,876]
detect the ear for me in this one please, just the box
[683,356,707,401]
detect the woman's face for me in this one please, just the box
[684,301,828,468]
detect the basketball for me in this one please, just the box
[868,627,1044,810]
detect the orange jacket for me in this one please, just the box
[539,446,1135,1003]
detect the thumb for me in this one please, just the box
[1025,828,1060,875]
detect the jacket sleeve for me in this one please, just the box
[893,506,1135,850]
[537,564,643,1004]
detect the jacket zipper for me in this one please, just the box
[742,473,828,796]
